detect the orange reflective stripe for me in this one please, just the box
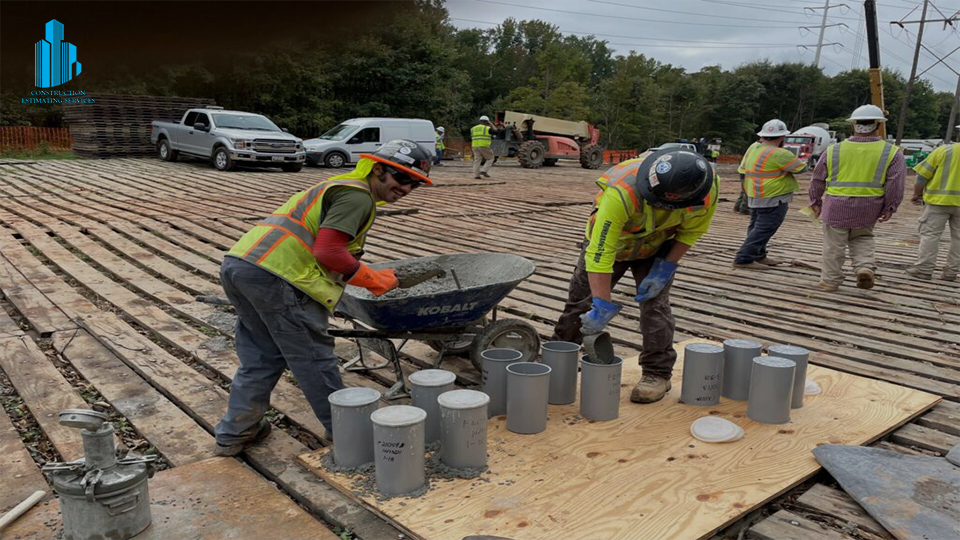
[781,157,803,171]
[756,147,779,198]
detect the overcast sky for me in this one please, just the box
[446,0,960,93]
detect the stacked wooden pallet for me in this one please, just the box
[62,94,215,158]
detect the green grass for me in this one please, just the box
[0,142,80,160]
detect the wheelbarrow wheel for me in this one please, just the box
[426,317,486,356]
[469,318,540,372]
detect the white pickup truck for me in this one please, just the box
[151,107,305,172]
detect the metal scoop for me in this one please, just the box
[582,331,616,364]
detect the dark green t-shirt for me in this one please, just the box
[318,187,375,238]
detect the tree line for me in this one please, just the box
[3,0,955,153]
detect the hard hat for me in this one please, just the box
[359,140,433,185]
[479,115,490,122]
[635,149,715,210]
[757,119,791,137]
[436,126,445,133]
[848,104,886,122]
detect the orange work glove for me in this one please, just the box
[346,264,399,296]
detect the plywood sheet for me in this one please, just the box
[4,457,337,539]
[298,340,940,540]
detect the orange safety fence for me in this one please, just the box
[0,126,73,150]
[604,149,639,164]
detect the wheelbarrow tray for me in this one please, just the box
[337,253,535,332]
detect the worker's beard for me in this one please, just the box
[854,122,878,134]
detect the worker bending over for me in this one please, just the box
[214,140,433,456]
[553,149,718,403]
[809,105,904,291]
[907,141,960,281]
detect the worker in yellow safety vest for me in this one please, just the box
[907,141,960,281]
[213,140,433,457]
[732,119,808,269]
[553,149,718,404]
[808,105,905,291]
[435,126,445,166]
[471,115,500,180]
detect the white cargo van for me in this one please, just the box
[303,118,436,168]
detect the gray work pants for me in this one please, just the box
[215,257,344,445]
[913,204,960,277]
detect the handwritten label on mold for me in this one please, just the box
[378,440,405,462]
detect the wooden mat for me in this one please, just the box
[298,340,939,540]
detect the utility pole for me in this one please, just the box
[814,0,831,68]
[864,0,885,138]
[895,0,929,145]
[947,74,960,142]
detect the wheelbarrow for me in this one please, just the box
[331,253,540,399]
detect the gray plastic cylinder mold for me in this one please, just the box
[438,389,490,469]
[680,343,724,406]
[579,356,623,421]
[371,405,427,496]
[505,362,552,434]
[329,387,381,468]
[409,369,457,444]
[768,344,810,409]
[481,348,524,417]
[540,341,581,405]
[747,357,796,424]
[722,339,763,401]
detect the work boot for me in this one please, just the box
[905,266,932,280]
[213,419,272,457]
[756,257,782,266]
[481,172,491,178]
[732,261,769,270]
[818,281,839,292]
[630,374,672,404]
[856,268,875,289]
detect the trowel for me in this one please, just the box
[583,331,616,364]
[396,267,447,289]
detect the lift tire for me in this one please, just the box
[580,144,604,169]
[468,318,541,373]
[517,141,545,169]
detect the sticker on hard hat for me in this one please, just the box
[393,153,415,164]
[696,159,707,171]
[399,147,412,155]
[398,141,417,148]
[659,154,672,162]
[656,162,672,174]
[648,173,660,187]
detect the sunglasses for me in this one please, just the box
[385,167,423,189]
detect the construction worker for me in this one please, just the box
[733,119,808,269]
[435,126,445,166]
[213,140,433,456]
[906,141,960,281]
[471,115,499,179]
[553,149,718,404]
[809,105,905,291]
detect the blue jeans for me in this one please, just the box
[435,147,443,164]
[215,257,344,445]
[734,202,789,264]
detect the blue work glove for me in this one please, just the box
[635,258,679,303]
[580,297,622,335]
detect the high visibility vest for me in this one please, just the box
[915,143,960,206]
[825,140,896,197]
[740,142,804,199]
[585,158,718,261]
[227,177,376,311]
[471,124,491,147]
[436,132,445,151]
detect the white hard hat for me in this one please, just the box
[848,104,886,122]
[479,115,490,122]
[436,126,445,133]
[757,119,791,137]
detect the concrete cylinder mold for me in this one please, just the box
[409,369,457,444]
[481,348,524,417]
[680,343,724,406]
[579,356,623,421]
[329,387,381,468]
[722,339,763,401]
[505,362,552,434]
[371,405,427,496]
[747,357,796,425]
[438,389,490,469]
[540,341,581,405]
[768,344,810,409]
